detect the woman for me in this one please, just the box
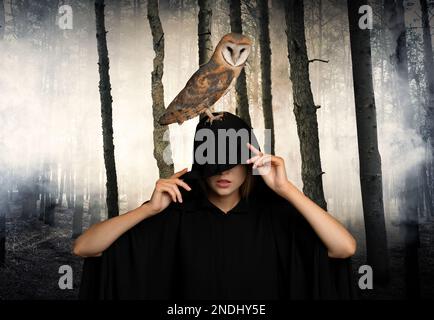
[75,112,357,300]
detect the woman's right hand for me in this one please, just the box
[148,167,192,215]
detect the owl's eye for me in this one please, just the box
[240,48,245,53]
[228,47,233,54]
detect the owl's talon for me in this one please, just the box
[205,112,225,125]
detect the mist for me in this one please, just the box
[0,0,429,226]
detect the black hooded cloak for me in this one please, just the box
[79,112,356,300]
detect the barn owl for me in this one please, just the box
[158,33,252,125]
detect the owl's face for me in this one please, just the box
[217,34,252,68]
[221,42,251,67]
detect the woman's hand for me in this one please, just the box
[148,168,192,215]
[246,143,289,198]
[246,143,356,259]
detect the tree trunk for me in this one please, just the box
[317,0,323,106]
[258,0,274,155]
[72,162,85,239]
[384,0,412,123]
[44,161,56,226]
[419,160,431,219]
[284,0,327,210]
[89,191,101,226]
[420,0,434,215]
[420,0,434,132]
[39,160,48,221]
[384,0,421,297]
[0,0,5,40]
[66,161,73,209]
[95,0,119,218]
[198,0,213,65]
[147,0,174,179]
[0,171,8,267]
[347,0,390,284]
[229,0,251,126]
[251,27,260,107]
[110,0,121,78]
[0,1,6,265]
[424,143,434,219]
[32,174,39,217]
[59,167,65,207]
[198,0,213,123]
[0,202,5,267]
[34,3,58,226]
[401,169,421,299]
[20,176,37,219]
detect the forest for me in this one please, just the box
[0,0,433,299]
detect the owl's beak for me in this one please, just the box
[232,51,240,65]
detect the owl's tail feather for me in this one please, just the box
[159,105,206,126]
[158,110,185,126]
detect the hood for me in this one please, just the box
[185,111,261,179]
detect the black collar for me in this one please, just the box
[200,196,249,214]
[181,194,250,215]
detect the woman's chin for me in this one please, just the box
[212,187,236,197]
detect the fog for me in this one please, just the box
[0,0,431,234]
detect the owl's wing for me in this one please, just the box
[158,63,235,125]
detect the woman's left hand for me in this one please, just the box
[246,142,290,198]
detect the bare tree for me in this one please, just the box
[384,0,421,298]
[258,0,275,155]
[72,152,85,238]
[384,0,412,121]
[148,0,174,179]
[95,0,119,218]
[197,0,213,122]
[0,0,4,40]
[198,0,213,65]
[0,0,5,258]
[420,0,434,214]
[420,0,434,127]
[229,0,251,126]
[0,174,7,266]
[0,0,7,257]
[284,0,327,210]
[347,0,390,284]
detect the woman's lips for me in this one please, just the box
[216,179,231,188]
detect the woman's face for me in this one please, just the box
[206,164,247,197]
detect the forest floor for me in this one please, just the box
[349,218,434,299]
[0,198,434,299]
[0,201,85,299]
